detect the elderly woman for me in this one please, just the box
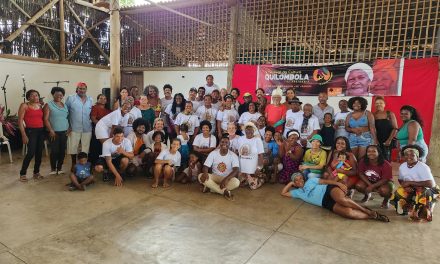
[391,145,438,221]
[137,95,155,130]
[226,122,240,153]
[121,96,142,137]
[355,145,393,208]
[282,174,389,222]
[374,96,398,161]
[325,136,358,197]
[95,101,132,143]
[145,117,165,146]
[265,87,286,133]
[278,129,304,184]
[370,59,399,96]
[43,87,69,175]
[299,134,327,179]
[345,62,373,96]
[396,105,429,162]
[237,123,265,189]
[345,96,377,161]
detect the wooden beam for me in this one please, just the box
[427,58,440,175]
[227,1,238,89]
[74,0,109,13]
[110,0,121,102]
[9,0,59,59]
[121,0,222,13]
[121,66,227,72]
[66,17,110,61]
[3,0,59,44]
[66,3,110,62]
[0,54,110,70]
[59,0,66,61]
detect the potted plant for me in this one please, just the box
[0,106,21,150]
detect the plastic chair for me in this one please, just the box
[0,122,13,163]
[22,140,49,157]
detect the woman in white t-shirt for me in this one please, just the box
[121,104,142,137]
[333,99,351,138]
[95,101,132,143]
[237,123,265,189]
[193,120,217,160]
[174,101,200,142]
[391,145,439,221]
[153,138,181,188]
[238,102,261,131]
[216,95,239,139]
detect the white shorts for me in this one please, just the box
[95,123,111,140]
[67,131,92,154]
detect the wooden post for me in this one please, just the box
[426,58,440,176]
[110,0,121,103]
[59,0,66,61]
[227,1,238,89]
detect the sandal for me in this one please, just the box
[33,173,44,180]
[223,190,234,201]
[19,175,28,182]
[373,211,390,222]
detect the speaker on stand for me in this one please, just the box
[102,87,111,110]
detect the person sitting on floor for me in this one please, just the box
[198,135,240,201]
[68,152,95,191]
[281,173,389,222]
[176,152,202,184]
[95,126,134,187]
[152,138,182,188]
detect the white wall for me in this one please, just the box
[0,58,110,114]
[143,69,227,98]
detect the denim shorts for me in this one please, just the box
[348,132,372,148]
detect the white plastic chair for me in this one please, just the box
[0,122,13,163]
[22,140,49,157]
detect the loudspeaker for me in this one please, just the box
[102,88,111,110]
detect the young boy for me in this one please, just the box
[262,126,283,183]
[69,152,94,191]
[319,112,335,150]
[176,152,202,184]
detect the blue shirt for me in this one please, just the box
[267,140,279,158]
[48,100,69,131]
[65,94,93,133]
[290,178,327,207]
[74,162,91,179]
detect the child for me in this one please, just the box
[177,124,190,169]
[331,151,352,185]
[176,152,202,184]
[319,113,335,150]
[143,131,167,177]
[262,127,283,183]
[69,152,94,191]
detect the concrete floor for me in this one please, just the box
[0,152,439,264]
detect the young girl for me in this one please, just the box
[177,124,190,168]
[176,152,202,184]
[299,134,327,180]
[319,113,335,150]
[262,127,283,183]
[153,138,181,188]
[331,151,352,185]
[144,131,167,177]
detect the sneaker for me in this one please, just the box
[397,199,405,215]
[57,170,65,175]
[49,171,57,175]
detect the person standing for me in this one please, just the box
[89,94,111,165]
[203,74,220,95]
[313,92,334,127]
[373,96,398,161]
[18,90,45,182]
[195,95,218,135]
[65,82,93,170]
[43,87,69,175]
[333,99,350,139]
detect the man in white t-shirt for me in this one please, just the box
[95,127,134,187]
[188,87,201,111]
[195,95,218,134]
[283,98,304,138]
[292,103,320,148]
[203,74,220,95]
[198,136,240,200]
[334,99,351,138]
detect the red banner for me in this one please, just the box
[257,59,403,96]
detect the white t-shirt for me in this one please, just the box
[164,104,182,122]
[97,109,123,129]
[157,149,181,167]
[174,113,200,135]
[145,129,165,147]
[195,105,218,133]
[121,107,142,136]
[193,134,216,149]
[216,109,239,131]
[237,136,264,174]
[284,110,304,138]
[398,162,436,184]
[292,114,320,147]
[334,111,351,138]
[177,134,189,146]
[204,149,239,177]
[259,127,266,139]
[238,112,262,125]
[229,136,240,153]
[212,101,222,110]
[190,100,201,112]
[204,83,220,95]
[160,97,173,112]
[101,138,133,159]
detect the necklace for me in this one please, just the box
[407,162,417,169]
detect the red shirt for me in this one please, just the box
[265,104,287,132]
[358,160,392,183]
[91,105,111,121]
[24,107,43,128]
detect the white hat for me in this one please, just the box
[344,63,374,82]
[271,86,283,97]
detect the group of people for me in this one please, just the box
[17,74,437,222]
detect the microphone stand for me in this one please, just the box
[22,75,26,103]
[1,75,9,113]
[44,80,70,87]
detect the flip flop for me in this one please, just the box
[33,173,44,180]
[373,211,390,222]
[19,175,28,182]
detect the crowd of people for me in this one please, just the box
[16,75,438,222]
